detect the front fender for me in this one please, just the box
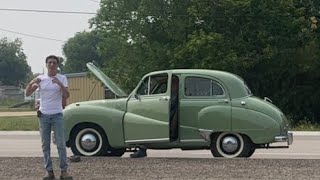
[63,105,125,148]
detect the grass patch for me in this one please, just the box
[0,116,38,131]
[291,122,320,131]
[0,108,33,112]
[0,100,34,110]
[0,99,19,106]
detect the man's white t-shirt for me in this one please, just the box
[37,73,68,115]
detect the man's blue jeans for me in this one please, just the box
[38,112,68,171]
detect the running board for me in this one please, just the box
[256,144,289,149]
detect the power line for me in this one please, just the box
[0,8,96,15]
[89,0,100,3]
[0,27,65,42]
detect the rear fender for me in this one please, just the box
[232,107,280,144]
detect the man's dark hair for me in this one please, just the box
[45,55,59,64]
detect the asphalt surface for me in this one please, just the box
[0,133,319,179]
[0,116,320,180]
[0,132,320,159]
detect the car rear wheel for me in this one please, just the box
[246,146,256,158]
[210,132,253,158]
[70,125,107,156]
[238,135,255,158]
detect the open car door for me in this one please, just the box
[123,73,171,144]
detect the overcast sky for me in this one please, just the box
[0,0,100,73]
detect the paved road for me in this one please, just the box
[1,112,318,158]
[0,111,36,117]
[1,132,320,179]
[0,133,319,159]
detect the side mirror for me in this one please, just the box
[134,94,141,100]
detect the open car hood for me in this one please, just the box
[86,62,127,97]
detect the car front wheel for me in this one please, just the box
[210,132,253,158]
[70,125,108,156]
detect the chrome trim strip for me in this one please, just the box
[180,139,207,143]
[125,138,169,144]
[198,129,214,142]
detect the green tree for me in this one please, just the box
[0,38,32,86]
[63,31,103,73]
[92,0,195,89]
[169,0,320,122]
[92,0,320,123]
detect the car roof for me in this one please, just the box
[144,69,248,99]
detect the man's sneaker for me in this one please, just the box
[69,155,81,163]
[43,170,55,180]
[60,170,73,180]
[130,148,147,158]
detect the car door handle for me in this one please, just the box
[218,99,229,103]
[159,96,170,101]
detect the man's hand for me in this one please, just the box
[52,77,70,99]
[30,77,41,85]
[26,77,40,97]
[52,77,63,87]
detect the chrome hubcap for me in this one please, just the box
[81,134,97,151]
[221,136,238,153]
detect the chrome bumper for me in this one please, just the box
[274,132,293,145]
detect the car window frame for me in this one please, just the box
[182,75,227,99]
[136,73,169,97]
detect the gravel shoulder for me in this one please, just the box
[1,157,320,180]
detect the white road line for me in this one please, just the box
[255,152,320,155]
[0,112,36,117]
[189,152,320,156]
[0,131,39,135]
[292,131,320,136]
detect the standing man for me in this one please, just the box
[26,55,72,180]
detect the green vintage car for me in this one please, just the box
[63,62,293,158]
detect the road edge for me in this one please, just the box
[0,131,319,136]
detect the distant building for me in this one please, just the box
[65,72,116,105]
[23,72,116,105]
[24,88,39,102]
[0,85,24,102]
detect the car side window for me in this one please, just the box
[137,78,149,95]
[150,81,167,94]
[137,74,168,95]
[185,77,224,96]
